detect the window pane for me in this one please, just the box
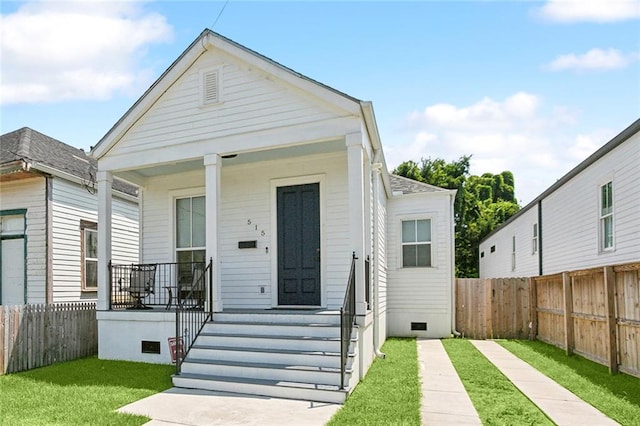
[402,220,416,243]
[603,216,613,248]
[1,215,24,233]
[417,244,431,267]
[85,260,97,288]
[192,196,206,248]
[417,219,431,242]
[85,230,98,259]
[403,245,417,267]
[176,198,191,248]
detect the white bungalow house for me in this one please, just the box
[0,128,139,305]
[479,118,640,278]
[91,29,456,403]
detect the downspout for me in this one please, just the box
[538,200,543,276]
[449,191,461,337]
[45,175,53,303]
[371,162,385,358]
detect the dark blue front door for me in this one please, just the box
[277,183,320,306]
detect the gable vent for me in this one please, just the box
[201,67,223,105]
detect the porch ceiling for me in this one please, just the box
[116,139,345,181]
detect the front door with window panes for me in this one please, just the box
[176,196,206,289]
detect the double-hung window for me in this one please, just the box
[600,181,614,251]
[402,219,432,267]
[81,220,98,291]
[532,223,538,254]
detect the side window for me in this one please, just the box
[511,235,516,271]
[600,181,614,251]
[81,220,98,291]
[401,219,432,267]
[532,223,538,254]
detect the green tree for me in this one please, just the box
[393,156,519,277]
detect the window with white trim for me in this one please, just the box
[81,220,98,291]
[600,181,614,250]
[532,223,538,254]
[401,219,431,267]
[176,196,206,268]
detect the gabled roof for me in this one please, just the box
[92,29,365,159]
[0,127,137,197]
[480,117,640,243]
[389,174,453,195]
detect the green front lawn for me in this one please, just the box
[0,357,174,425]
[500,340,640,425]
[328,338,421,425]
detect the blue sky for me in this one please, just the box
[1,0,639,204]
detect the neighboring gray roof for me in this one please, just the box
[480,117,640,243]
[0,127,137,197]
[389,174,449,194]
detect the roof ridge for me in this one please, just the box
[20,127,33,159]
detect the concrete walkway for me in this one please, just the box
[471,340,619,426]
[417,339,482,425]
[118,387,340,426]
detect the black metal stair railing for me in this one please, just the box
[175,258,213,373]
[340,252,357,390]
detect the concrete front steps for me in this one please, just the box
[172,310,358,404]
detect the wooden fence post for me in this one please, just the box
[603,266,618,373]
[563,272,574,355]
[528,277,537,340]
[485,279,493,339]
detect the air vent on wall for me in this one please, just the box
[201,67,223,105]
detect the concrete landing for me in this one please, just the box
[417,339,482,425]
[471,340,619,426]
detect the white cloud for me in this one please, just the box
[0,0,173,105]
[537,0,640,23]
[545,48,637,71]
[390,94,614,205]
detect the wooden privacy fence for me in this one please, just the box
[456,277,532,340]
[456,262,640,377]
[0,303,97,374]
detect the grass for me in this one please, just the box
[327,338,421,426]
[442,339,553,425]
[0,356,174,425]
[500,340,640,425]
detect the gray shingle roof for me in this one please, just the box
[1,127,137,197]
[389,174,448,194]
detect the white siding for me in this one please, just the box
[374,172,388,344]
[109,50,349,159]
[480,131,640,277]
[141,151,351,310]
[386,191,454,338]
[479,205,539,278]
[51,179,138,302]
[0,177,46,303]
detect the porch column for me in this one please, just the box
[347,133,367,315]
[204,154,222,312]
[97,171,112,311]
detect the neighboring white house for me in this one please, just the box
[0,128,139,305]
[90,29,455,403]
[479,118,640,278]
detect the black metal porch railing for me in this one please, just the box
[340,252,357,390]
[109,261,208,310]
[175,258,213,373]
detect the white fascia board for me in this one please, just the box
[361,101,393,197]
[91,37,210,160]
[203,34,361,116]
[33,163,138,203]
[391,188,457,200]
[99,116,361,172]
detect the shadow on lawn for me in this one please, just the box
[16,356,173,392]
[510,340,640,406]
